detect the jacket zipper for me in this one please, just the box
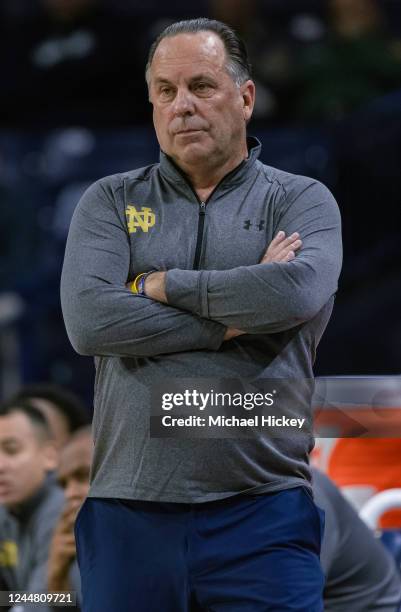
[188,159,247,270]
[193,201,206,270]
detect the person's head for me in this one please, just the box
[0,402,58,510]
[146,18,255,174]
[12,384,90,450]
[56,427,92,513]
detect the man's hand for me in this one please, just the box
[223,231,302,341]
[48,505,78,591]
[260,231,302,264]
[144,271,167,302]
[223,327,245,341]
[127,231,302,342]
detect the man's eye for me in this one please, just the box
[4,444,20,455]
[160,88,173,98]
[195,83,210,92]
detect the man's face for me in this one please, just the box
[57,435,92,515]
[0,412,57,509]
[148,31,255,170]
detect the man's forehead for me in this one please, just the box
[59,437,91,473]
[152,31,226,74]
[0,412,36,440]
[58,455,88,478]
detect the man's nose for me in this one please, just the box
[172,88,195,116]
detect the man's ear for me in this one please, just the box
[43,440,59,472]
[241,79,256,123]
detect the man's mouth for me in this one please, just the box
[176,129,204,135]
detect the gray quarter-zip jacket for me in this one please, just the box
[61,137,342,503]
[0,474,65,610]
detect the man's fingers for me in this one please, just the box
[285,250,295,261]
[261,238,302,263]
[262,232,300,258]
[55,532,76,546]
[269,231,299,246]
[55,540,77,560]
[290,239,302,251]
[269,230,286,247]
[281,232,300,248]
[268,232,300,252]
[266,248,296,263]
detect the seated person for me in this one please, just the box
[312,467,401,611]
[0,401,64,609]
[48,427,92,610]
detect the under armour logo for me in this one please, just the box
[243,220,265,231]
[126,205,156,233]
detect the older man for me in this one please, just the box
[61,18,342,612]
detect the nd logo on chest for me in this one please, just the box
[125,205,156,234]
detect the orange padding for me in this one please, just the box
[327,438,401,529]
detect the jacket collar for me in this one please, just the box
[159,135,262,187]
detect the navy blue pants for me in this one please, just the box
[75,486,325,611]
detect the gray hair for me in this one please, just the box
[145,18,252,88]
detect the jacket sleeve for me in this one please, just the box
[165,179,342,334]
[60,179,226,357]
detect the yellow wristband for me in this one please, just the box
[130,273,146,294]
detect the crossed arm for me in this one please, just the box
[136,231,303,341]
[61,179,342,358]
[61,182,228,358]
[146,184,342,335]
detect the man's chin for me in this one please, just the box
[0,493,21,509]
[176,144,212,166]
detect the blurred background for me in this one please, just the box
[1,0,401,405]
